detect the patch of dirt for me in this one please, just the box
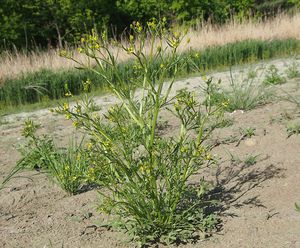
[0,58,300,247]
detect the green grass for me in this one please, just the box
[0,38,299,114]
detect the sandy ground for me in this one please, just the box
[0,58,300,247]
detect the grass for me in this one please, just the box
[1,38,299,114]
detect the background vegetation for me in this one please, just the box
[0,38,299,110]
[1,0,299,50]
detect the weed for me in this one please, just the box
[55,20,225,246]
[0,117,8,125]
[244,154,259,166]
[295,203,300,213]
[1,119,96,195]
[263,65,286,85]
[286,122,300,138]
[209,69,271,112]
[240,127,256,138]
[228,152,242,165]
[285,60,300,79]
[280,91,300,108]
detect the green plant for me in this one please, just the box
[244,154,259,166]
[240,127,256,138]
[209,69,271,112]
[286,122,300,138]
[295,203,300,213]
[263,65,286,85]
[1,119,95,195]
[285,60,300,79]
[46,139,91,194]
[56,21,224,246]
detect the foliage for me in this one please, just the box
[55,20,224,246]
[0,0,299,50]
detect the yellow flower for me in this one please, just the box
[63,102,69,111]
[87,142,93,150]
[73,120,80,128]
[206,153,212,160]
[65,113,71,120]
[222,100,229,107]
[65,91,72,97]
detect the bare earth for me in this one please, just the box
[0,58,300,248]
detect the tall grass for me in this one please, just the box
[0,38,299,111]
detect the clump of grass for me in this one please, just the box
[263,65,286,85]
[209,69,271,112]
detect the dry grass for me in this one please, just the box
[181,13,300,51]
[0,13,299,82]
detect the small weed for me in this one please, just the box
[240,127,256,138]
[244,154,259,166]
[280,91,300,108]
[285,60,300,79]
[2,119,96,195]
[228,152,242,165]
[247,68,257,79]
[0,117,9,126]
[214,117,234,128]
[295,203,300,213]
[286,122,300,138]
[209,70,271,112]
[263,65,286,85]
